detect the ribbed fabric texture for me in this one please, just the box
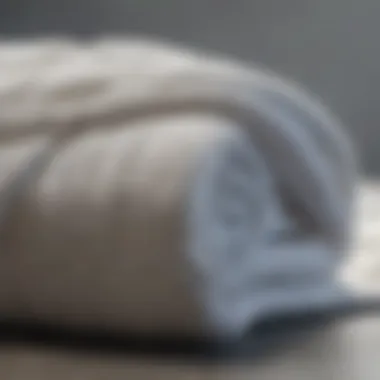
[0,38,360,338]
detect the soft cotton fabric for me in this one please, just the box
[0,38,360,338]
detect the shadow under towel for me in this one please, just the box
[0,38,374,344]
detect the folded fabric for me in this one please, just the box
[0,38,367,340]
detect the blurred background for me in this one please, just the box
[1,0,379,175]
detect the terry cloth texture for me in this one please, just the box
[0,38,368,339]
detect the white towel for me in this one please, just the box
[0,38,363,340]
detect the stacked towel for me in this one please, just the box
[0,38,359,339]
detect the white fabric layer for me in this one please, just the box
[0,38,358,338]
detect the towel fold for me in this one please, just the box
[0,38,361,339]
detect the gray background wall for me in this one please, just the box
[1,0,379,175]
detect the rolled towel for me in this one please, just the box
[0,38,366,341]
